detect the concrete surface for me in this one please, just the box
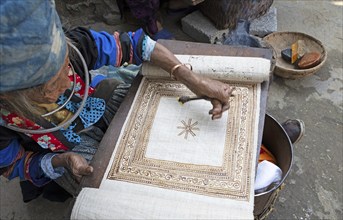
[0,1,342,219]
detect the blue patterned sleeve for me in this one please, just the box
[90,28,156,69]
[0,139,53,187]
[40,153,65,179]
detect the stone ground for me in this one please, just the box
[0,1,342,219]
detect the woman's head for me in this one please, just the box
[0,52,72,117]
[0,0,69,116]
[0,0,67,93]
[30,53,72,104]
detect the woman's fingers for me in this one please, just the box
[220,85,235,102]
[210,99,223,120]
[226,86,236,96]
[222,99,231,112]
[203,79,235,104]
[65,152,93,180]
[209,95,232,120]
[73,164,93,183]
[77,164,94,176]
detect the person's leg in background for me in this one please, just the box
[120,0,174,40]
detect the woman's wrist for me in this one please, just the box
[172,64,194,80]
[173,66,206,97]
[41,153,65,179]
[170,63,192,80]
[51,153,67,168]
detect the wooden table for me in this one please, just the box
[78,40,273,191]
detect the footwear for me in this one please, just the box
[281,119,305,144]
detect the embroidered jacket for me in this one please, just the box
[0,27,155,189]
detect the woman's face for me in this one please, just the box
[30,54,72,104]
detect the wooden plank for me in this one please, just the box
[79,75,142,190]
[158,39,273,59]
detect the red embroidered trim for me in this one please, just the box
[1,112,69,152]
[129,41,133,64]
[1,73,94,152]
[69,73,95,97]
[113,32,122,66]
[24,152,35,181]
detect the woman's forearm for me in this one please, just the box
[149,43,202,87]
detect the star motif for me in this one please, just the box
[177,118,200,139]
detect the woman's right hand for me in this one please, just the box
[173,66,235,120]
[150,43,234,119]
[52,152,93,182]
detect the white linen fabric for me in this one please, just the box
[146,97,228,166]
[71,56,271,220]
[72,184,254,220]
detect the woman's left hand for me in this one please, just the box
[52,152,93,183]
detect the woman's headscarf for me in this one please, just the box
[0,0,67,92]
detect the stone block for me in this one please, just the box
[181,11,228,44]
[181,7,278,43]
[250,7,277,37]
[56,0,122,27]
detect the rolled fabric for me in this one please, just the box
[0,0,67,92]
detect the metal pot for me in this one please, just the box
[254,114,294,219]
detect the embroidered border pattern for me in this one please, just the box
[108,78,258,201]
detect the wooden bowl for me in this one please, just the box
[263,32,327,79]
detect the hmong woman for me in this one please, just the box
[0,0,233,201]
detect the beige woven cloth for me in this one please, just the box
[71,56,270,220]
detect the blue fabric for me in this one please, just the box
[3,149,50,187]
[28,153,51,186]
[152,29,174,41]
[61,123,81,144]
[90,28,147,68]
[142,35,156,61]
[7,156,26,181]
[0,139,21,168]
[0,139,20,168]
[41,153,65,179]
[91,75,107,88]
[56,95,106,143]
[129,28,145,65]
[0,0,67,92]
[105,65,141,84]
[90,30,118,69]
